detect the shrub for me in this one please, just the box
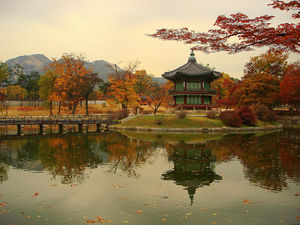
[176,111,186,119]
[142,110,152,115]
[237,106,257,126]
[207,111,216,119]
[110,110,129,120]
[255,104,277,121]
[220,111,242,127]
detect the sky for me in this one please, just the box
[0,0,298,78]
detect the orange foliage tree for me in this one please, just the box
[45,54,93,114]
[149,81,173,114]
[211,73,239,110]
[235,72,280,107]
[244,49,291,79]
[107,63,143,110]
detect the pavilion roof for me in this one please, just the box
[162,51,221,80]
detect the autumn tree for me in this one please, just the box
[279,63,300,110]
[6,85,27,100]
[235,72,280,107]
[211,73,239,110]
[107,62,140,110]
[133,70,154,97]
[81,72,102,115]
[47,54,92,114]
[38,70,59,115]
[149,81,173,114]
[17,71,40,100]
[148,0,299,53]
[0,62,9,84]
[244,49,291,79]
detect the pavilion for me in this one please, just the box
[162,51,221,110]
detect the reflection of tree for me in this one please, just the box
[211,132,291,192]
[39,136,103,184]
[162,142,222,205]
[105,134,155,177]
[279,128,300,182]
[0,162,8,183]
[0,134,104,184]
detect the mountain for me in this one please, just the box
[5,54,166,83]
[86,60,121,82]
[5,54,121,82]
[152,77,167,84]
[6,54,51,74]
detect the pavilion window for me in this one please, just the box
[175,82,184,91]
[186,82,201,90]
[204,97,210,105]
[176,96,184,105]
[187,96,201,105]
[204,82,210,90]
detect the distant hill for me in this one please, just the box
[5,54,166,84]
[5,54,121,82]
[6,54,51,74]
[152,77,167,84]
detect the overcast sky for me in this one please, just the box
[0,0,298,78]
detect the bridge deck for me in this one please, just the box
[0,115,118,126]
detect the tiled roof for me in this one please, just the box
[162,51,221,80]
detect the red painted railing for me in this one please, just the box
[169,89,217,95]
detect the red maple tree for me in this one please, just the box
[148,0,299,53]
[279,63,300,110]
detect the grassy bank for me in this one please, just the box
[116,115,280,128]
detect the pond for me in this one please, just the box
[0,128,299,225]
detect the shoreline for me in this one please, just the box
[109,124,283,133]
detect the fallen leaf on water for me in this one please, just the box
[70,184,77,187]
[186,212,192,216]
[0,202,7,207]
[161,218,167,221]
[280,220,284,223]
[86,220,97,224]
[26,216,31,218]
[136,210,142,214]
[33,193,39,197]
[200,208,207,211]
[212,222,216,225]
[295,193,300,196]
[242,200,255,204]
[213,212,217,216]
[296,217,300,219]
[119,197,127,200]
[49,184,58,187]
[121,221,129,223]
[20,212,25,214]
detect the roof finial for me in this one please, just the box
[188,50,196,63]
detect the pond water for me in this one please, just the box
[0,128,299,225]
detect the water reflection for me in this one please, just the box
[162,142,222,205]
[0,128,299,196]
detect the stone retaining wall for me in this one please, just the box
[109,124,283,133]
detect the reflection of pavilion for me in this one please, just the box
[162,142,222,205]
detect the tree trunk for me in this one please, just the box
[58,101,61,115]
[85,95,89,115]
[68,102,72,111]
[121,104,127,110]
[72,102,77,114]
[50,101,53,116]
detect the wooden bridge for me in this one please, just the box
[0,115,118,136]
